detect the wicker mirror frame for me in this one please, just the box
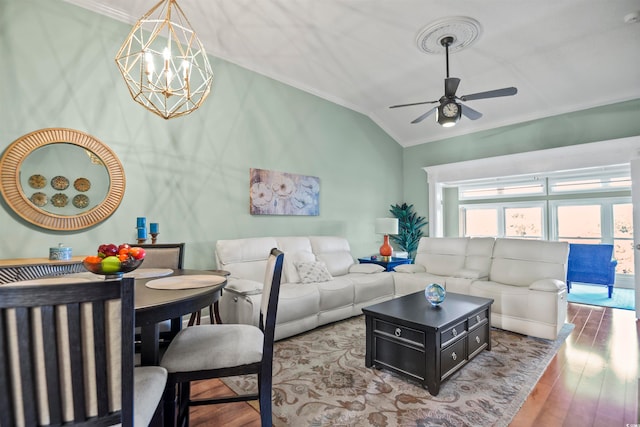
[0,128,125,231]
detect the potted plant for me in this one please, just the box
[389,203,428,260]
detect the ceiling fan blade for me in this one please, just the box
[389,100,438,109]
[460,87,517,102]
[445,77,460,98]
[460,103,483,120]
[411,107,437,124]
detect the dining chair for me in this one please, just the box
[133,243,186,343]
[0,277,167,426]
[160,248,284,426]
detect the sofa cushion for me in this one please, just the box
[351,273,394,304]
[464,237,495,277]
[216,237,278,282]
[349,263,385,274]
[393,264,426,274]
[275,283,320,324]
[296,261,333,284]
[489,239,568,286]
[414,237,468,276]
[283,251,316,283]
[309,236,354,276]
[316,277,354,311]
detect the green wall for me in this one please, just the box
[0,0,403,268]
[3,0,640,267]
[403,99,640,229]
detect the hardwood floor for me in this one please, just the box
[187,303,639,427]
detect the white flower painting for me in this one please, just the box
[250,168,320,216]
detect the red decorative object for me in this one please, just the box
[379,234,393,257]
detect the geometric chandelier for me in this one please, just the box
[115,0,214,119]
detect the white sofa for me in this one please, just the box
[215,236,394,340]
[392,237,569,340]
[215,235,569,341]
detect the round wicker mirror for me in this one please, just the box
[0,128,125,230]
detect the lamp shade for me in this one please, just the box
[375,218,398,235]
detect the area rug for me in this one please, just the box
[567,283,635,311]
[223,316,573,427]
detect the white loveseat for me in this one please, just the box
[392,237,569,340]
[215,236,394,340]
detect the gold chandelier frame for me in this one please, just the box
[115,0,214,119]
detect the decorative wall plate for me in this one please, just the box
[30,192,47,207]
[51,193,69,207]
[28,174,46,189]
[72,194,89,209]
[73,177,91,192]
[51,175,69,190]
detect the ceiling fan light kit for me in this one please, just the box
[391,17,517,128]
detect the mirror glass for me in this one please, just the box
[0,128,125,231]
[20,143,110,215]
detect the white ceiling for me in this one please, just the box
[66,0,640,147]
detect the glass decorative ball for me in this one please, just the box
[425,283,446,306]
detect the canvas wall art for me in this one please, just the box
[250,168,320,216]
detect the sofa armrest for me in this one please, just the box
[393,264,426,274]
[453,269,488,280]
[225,278,264,296]
[529,278,565,292]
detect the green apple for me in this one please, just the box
[101,256,121,274]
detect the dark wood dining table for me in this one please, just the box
[134,269,227,366]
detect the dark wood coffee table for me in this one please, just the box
[362,291,494,395]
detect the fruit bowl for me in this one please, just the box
[83,258,144,278]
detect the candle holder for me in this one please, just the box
[137,238,147,245]
[151,233,159,244]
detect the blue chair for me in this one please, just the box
[567,243,618,298]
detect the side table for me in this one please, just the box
[358,256,412,272]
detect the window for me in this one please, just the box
[550,198,633,275]
[461,202,545,239]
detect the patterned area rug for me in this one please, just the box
[223,316,573,426]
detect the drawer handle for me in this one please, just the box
[452,352,457,361]
[452,328,458,337]
[475,335,481,344]
[476,315,481,323]
[395,328,402,337]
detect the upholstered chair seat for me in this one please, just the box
[160,324,263,372]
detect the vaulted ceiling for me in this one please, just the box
[66,0,640,147]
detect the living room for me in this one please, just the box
[1,0,639,426]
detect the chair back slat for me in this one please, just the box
[15,306,39,426]
[0,278,135,426]
[40,305,63,425]
[91,301,110,418]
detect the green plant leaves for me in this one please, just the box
[389,203,427,259]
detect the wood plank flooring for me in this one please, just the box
[188,303,639,426]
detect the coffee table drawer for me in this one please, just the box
[441,320,467,347]
[374,319,425,346]
[374,335,426,381]
[441,337,467,379]
[468,309,489,330]
[468,322,489,357]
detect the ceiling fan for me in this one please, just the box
[389,36,517,127]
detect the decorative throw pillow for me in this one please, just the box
[348,263,385,274]
[295,261,333,284]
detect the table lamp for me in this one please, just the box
[375,218,398,258]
